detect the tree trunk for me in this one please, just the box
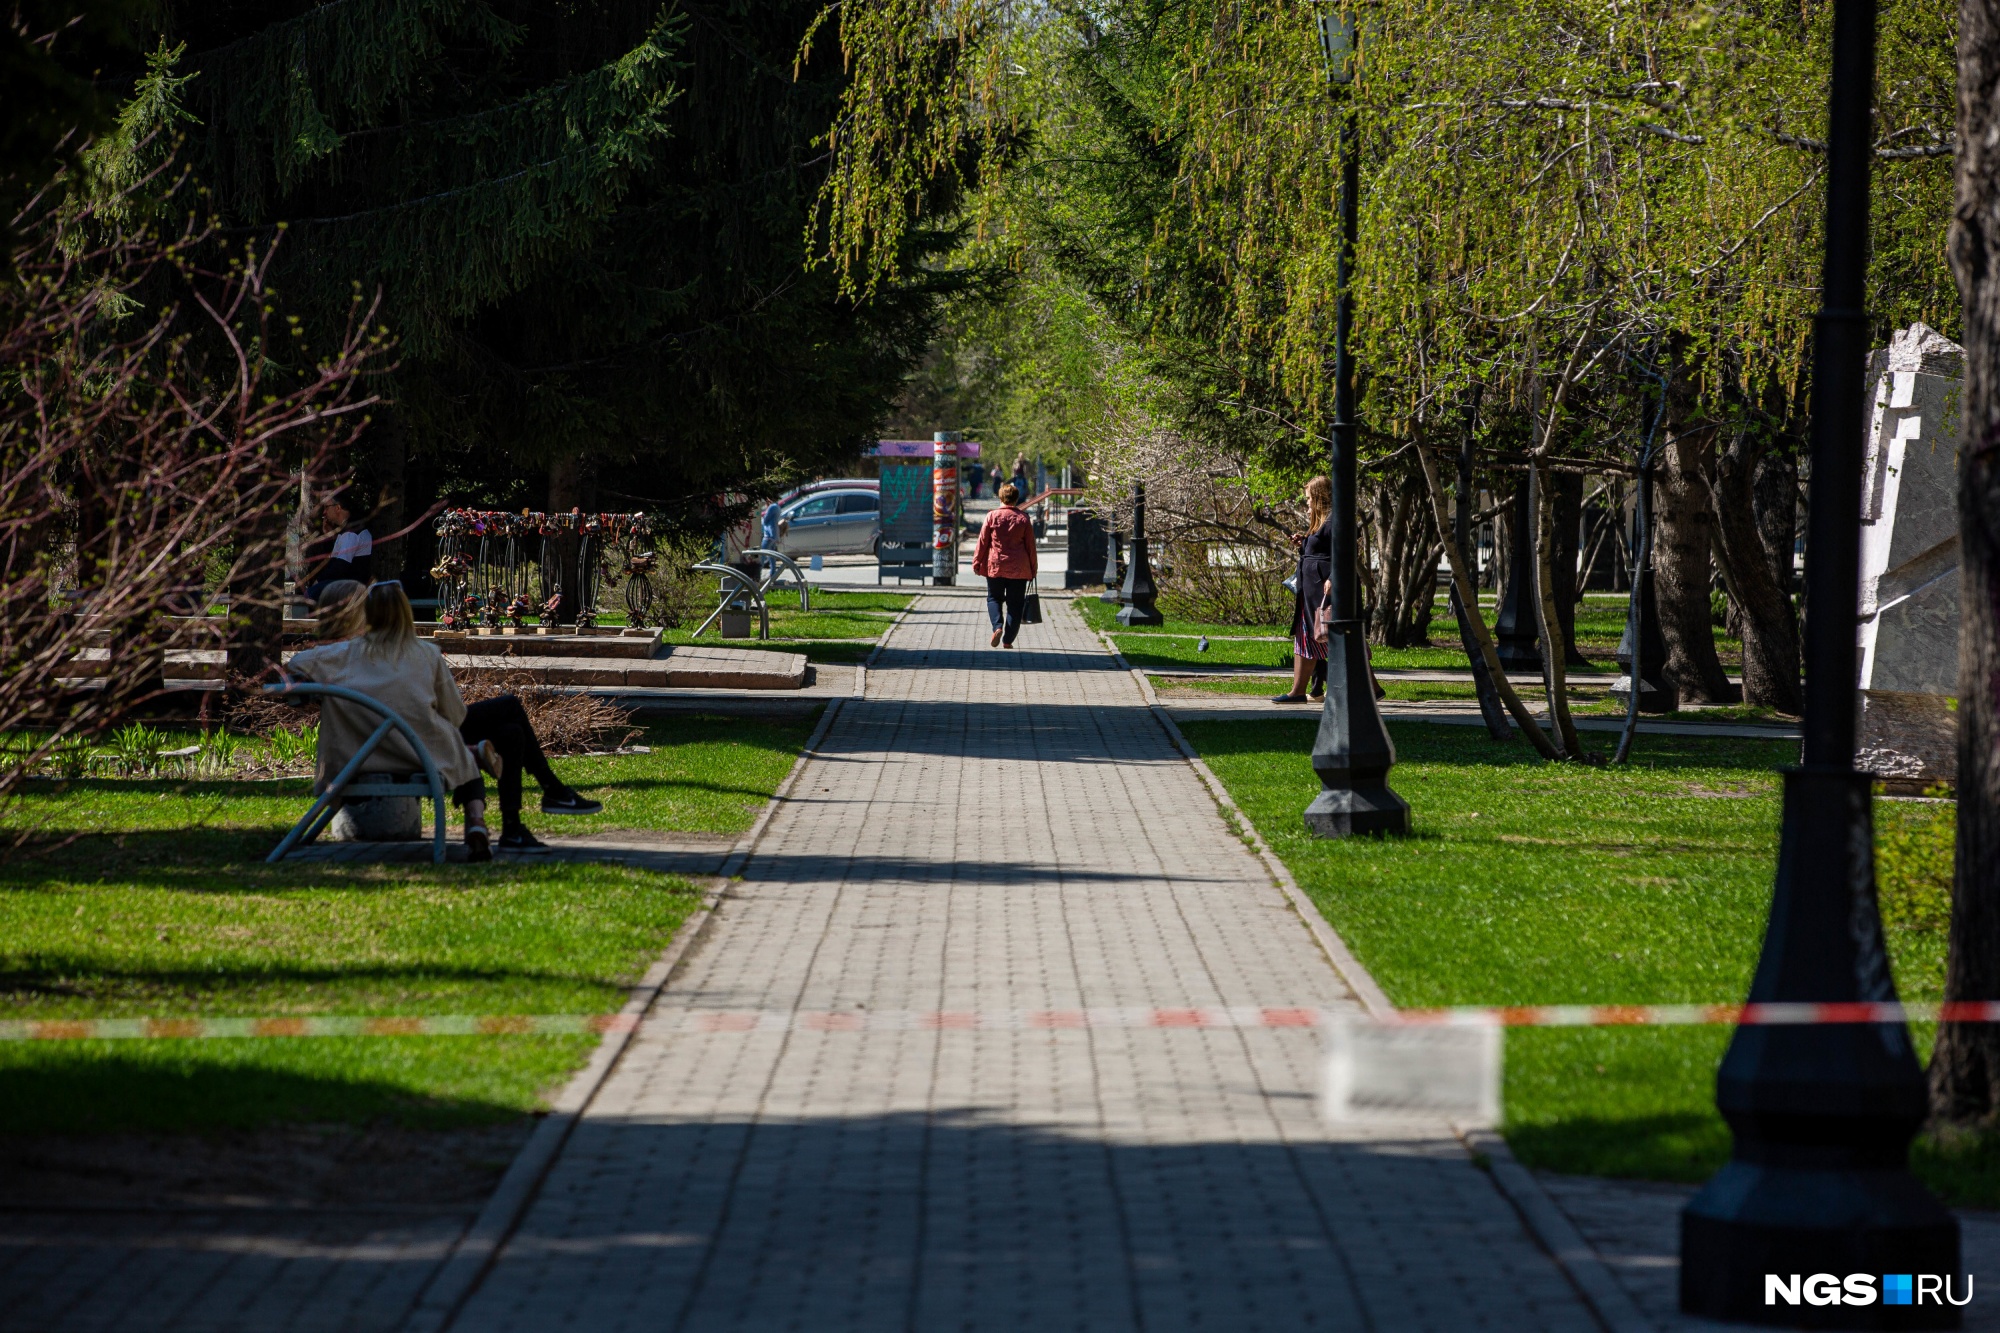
[1653,421,1738,702]
[1932,0,2000,1123]
[1366,477,1437,648]
[1710,426,1804,712]
[1492,473,1541,669]
[1414,444,1563,759]
[1531,459,1582,757]
[1753,447,1799,601]
[1551,468,1588,665]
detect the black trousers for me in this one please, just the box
[457,695,560,826]
[985,577,1027,645]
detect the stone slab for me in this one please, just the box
[425,630,663,661]
[445,646,806,691]
[1859,323,1966,698]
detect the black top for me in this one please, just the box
[1290,519,1333,639]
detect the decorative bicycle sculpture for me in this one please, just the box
[430,509,656,632]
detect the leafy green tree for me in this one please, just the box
[813,0,1955,715]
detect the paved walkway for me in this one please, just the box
[443,596,1600,1331]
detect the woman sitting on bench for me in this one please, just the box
[293,581,601,860]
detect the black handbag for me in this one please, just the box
[1021,591,1043,625]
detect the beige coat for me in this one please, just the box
[287,636,479,793]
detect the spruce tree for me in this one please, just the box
[129,0,958,577]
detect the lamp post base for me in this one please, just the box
[1303,782,1411,838]
[1682,768,1961,1327]
[1305,624,1409,839]
[1682,1164,1960,1327]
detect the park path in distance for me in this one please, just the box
[450,595,1598,1332]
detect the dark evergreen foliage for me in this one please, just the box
[145,0,959,563]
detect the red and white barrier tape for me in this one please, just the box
[2,1001,1996,1042]
[0,1014,636,1042]
[1389,1001,2000,1028]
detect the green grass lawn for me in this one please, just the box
[1114,635,1296,672]
[659,589,906,664]
[1094,590,1743,673]
[1154,675,1632,705]
[0,711,817,1135]
[1151,673,1798,729]
[1073,597,1287,640]
[1115,631,1621,674]
[1178,719,1969,1197]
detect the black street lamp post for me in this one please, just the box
[1306,7,1407,839]
[1678,0,1959,1320]
[1116,483,1162,627]
[1102,525,1123,602]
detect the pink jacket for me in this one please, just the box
[973,505,1038,580]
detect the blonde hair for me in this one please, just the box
[998,482,1022,505]
[1304,475,1332,533]
[314,579,365,640]
[360,581,417,655]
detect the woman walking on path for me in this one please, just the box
[1275,476,1333,704]
[974,482,1039,648]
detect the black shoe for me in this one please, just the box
[499,828,551,854]
[465,826,491,862]
[1271,693,1309,704]
[540,789,603,816]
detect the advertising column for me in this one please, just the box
[933,431,960,585]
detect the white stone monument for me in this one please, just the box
[1856,323,1964,786]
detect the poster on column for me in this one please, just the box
[878,459,933,546]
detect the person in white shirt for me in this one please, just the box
[304,496,373,597]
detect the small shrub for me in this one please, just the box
[640,528,720,628]
[1158,541,1294,627]
[198,730,240,777]
[1876,797,1953,933]
[265,724,316,772]
[108,722,164,776]
[49,735,99,780]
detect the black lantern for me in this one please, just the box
[1305,4,1407,839]
[1677,0,1960,1320]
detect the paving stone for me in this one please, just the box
[450,596,1601,1331]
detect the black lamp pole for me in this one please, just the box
[1305,6,1407,839]
[1678,0,1959,1319]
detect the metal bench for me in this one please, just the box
[263,682,450,864]
[691,561,771,639]
[743,548,812,612]
[877,540,933,584]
